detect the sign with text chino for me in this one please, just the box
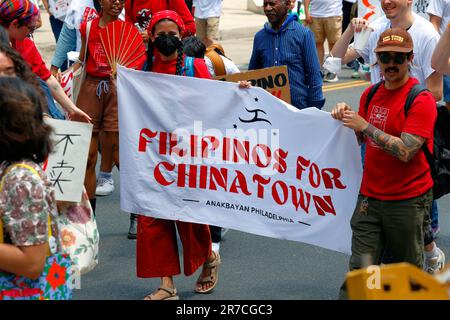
[358,0,430,23]
[44,118,93,202]
[215,66,291,105]
[117,66,362,254]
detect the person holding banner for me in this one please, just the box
[136,10,220,300]
[249,0,325,110]
[330,0,445,275]
[331,28,437,298]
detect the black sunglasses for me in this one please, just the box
[377,52,411,64]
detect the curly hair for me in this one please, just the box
[0,77,53,163]
[0,43,49,113]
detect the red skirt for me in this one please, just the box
[136,215,212,278]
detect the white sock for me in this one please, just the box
[425,244,438,260]
[212,242,220,253]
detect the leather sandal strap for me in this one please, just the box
[158,287,177,296]
[204,252,221,268]
[197,275,215,284]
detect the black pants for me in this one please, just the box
[342,0,355,32]
[209,225,222,243]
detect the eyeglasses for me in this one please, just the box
[377,52,410,64]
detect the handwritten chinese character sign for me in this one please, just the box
[44,119,93,202]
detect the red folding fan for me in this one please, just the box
[99,20,146,75]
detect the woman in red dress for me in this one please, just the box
[137,10,220,300]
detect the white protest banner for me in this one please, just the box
[359,0,430,22]
[117,66,363,254]
[44,119,93,202]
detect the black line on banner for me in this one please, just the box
[298,221,312,226]
[183,199,200,203]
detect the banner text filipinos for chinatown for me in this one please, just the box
[117,66,362,253]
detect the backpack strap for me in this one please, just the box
[364,80,384,113]
[183,56,195,77]
[205,48,226,77]
[82,20,92,64]
[403,84,428,115]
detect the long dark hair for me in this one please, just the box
[0,77,53,163]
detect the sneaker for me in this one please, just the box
[432,226,441,238]
[95,176,114,196]
[351,71,360,79]
[424,247,446,274]
[324,72,338,83]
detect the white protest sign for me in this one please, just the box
[358,0,431,22]
[117,66,363,254]
[44,119,93,202]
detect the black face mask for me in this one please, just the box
[154,35,182,57]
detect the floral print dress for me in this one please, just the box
[0,160,61,251]
[0,160,72,300]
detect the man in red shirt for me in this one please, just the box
[331,28,437,298]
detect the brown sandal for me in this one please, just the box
[195,251,221,294]
[144,286,179,300]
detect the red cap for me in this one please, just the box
[148,10,186,36]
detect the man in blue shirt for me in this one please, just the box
[249,0,325,110]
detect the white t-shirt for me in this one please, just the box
[193,0,222,19]
[310,0,343,18]
[205,55,240,77]
[427,0,450,34]
[356,13,440,84]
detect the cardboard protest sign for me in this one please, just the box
[215,66,291,104]
[117,66,362,254]
[44,119,93,202]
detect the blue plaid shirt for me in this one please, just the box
[249,14,325,110]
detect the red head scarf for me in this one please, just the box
[148,10,186,37]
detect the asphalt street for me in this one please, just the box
[72,67,450,300]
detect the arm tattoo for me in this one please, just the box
[362,123,426,162]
